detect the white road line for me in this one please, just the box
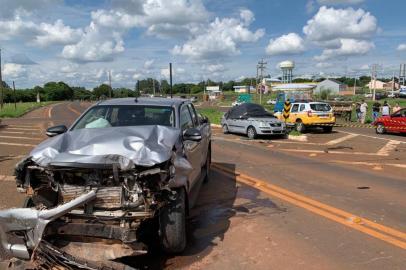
[4,127,39,131]
[333,160,406,169]
[49,105,53,118]
[0,175,15,181]
[0,135,43,140]
[337,130,406,144]
[0,142,35,147]
[279,148,384,156]
[376,140,401,156]
[0,131,26,134]
[325,134,358,145]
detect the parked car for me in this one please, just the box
[373,108,406,134]
[375,92,388,100]
[221,103,286,139]
[190,96,198,102]
[232,100,244,106]
[276,101,335,133]
[0,98,211,267]
[399,87,406,98]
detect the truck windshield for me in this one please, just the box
[72,105,175,130]
[310,103,331,112]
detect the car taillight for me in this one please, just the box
[307,110,313,117]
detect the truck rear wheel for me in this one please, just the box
[159,188,186,254]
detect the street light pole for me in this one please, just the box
[169,63,173,98]
[13,81,16,110]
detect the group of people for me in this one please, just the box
[355,101,402,124]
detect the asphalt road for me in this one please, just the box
[0,102,405,269]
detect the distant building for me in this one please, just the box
[367,80,399,90]
[314,79,348,95]
[271,83,316,100]
[233,85,255,93]
[205,85,221,100]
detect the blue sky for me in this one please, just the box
[0,0,405,88]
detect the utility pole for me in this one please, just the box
[13,81,16,110]
[152,78,155,96]
[353,77,357,95]
[257,58,267,105]
[0,48,3,109]
[371,64,378,101]
[108,70,112,98]
[169,63,173,98]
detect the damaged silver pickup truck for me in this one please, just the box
[0,98,211,269]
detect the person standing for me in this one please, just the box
[381,101,391,116]
[372,101,381,121]
[393,103,401,113]
[355,102,361,122]
[360,100,368,124]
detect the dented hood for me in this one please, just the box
[30,125,181,170]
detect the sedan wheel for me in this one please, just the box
[247,126,257,139]
[376,123,385,134]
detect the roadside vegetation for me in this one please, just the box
[0,102,55,118]
[197,108,223,125]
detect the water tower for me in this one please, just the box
[279,60,295,83]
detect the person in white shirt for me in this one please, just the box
[381,101,390,116]
[360,100,368,124]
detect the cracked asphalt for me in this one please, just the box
[0,102,405,269]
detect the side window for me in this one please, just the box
[180,105,194,130]
[291,104,299,113]
[299,104,306,112]
[187,104,199,126]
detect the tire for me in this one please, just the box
[295,120,305,133]
[222,124,229,134]
[159,188,186,254]
[323,126,333,133]
[247,126,257,139]
[23,197,35,208]
[203,146,211,183]
[376,123,385,134]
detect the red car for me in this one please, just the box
[374,108,406,134]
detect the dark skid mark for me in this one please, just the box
[357,186,370,190]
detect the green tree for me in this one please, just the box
[43,82,74,101]
[93,84,111,99]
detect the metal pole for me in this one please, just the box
[353,77,356,95]
[108,70,112,98]
[13,81,16,110]
[169,63,173,98]
[0,48,3,109]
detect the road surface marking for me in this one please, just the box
[278,149,384,156]
[325,134,358,145]
[4,127,39,131]
[376,140,401,156]
[67,103,82,116]
[48,104,54,119]
[0,175,15,182]
[333,160,406,169]
[0,131,26,134]
[0,135,43,140]
[212,164,406,249]
[337,130,406,144]
[6,125,38,128]
[0,142,36,147]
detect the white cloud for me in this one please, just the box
[317,0,364,5]
[204,64,225,73]
[62,22,125,62]
[172,9,264,60]
[144,59,155,69]
[160,67,185,79]
[397,44,406,51]
[314,38,374,61]
[0,0,60,19]
[316,62,333,68]
[266,33,305,55]
[303,6,377,42]
[2,63,27,78]
[0,17,82,47]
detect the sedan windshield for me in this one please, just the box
[72,105,175,130]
